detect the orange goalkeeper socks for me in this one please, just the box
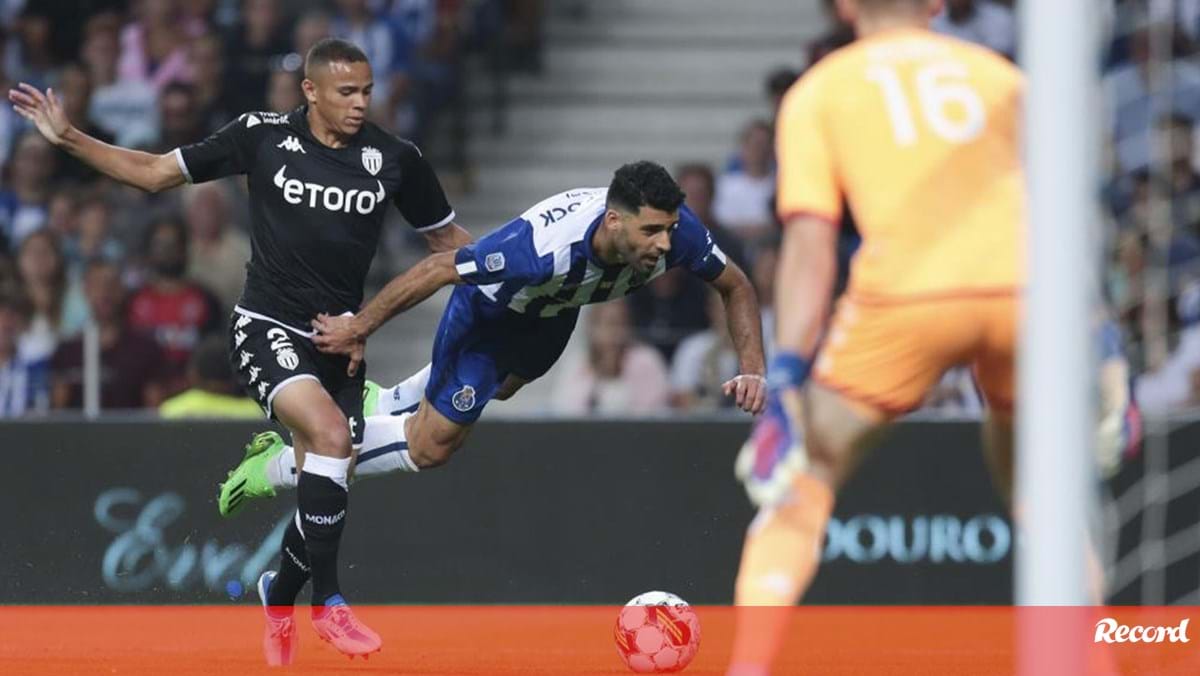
[728,473,835,674]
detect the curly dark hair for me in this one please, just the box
[607,161,686,215]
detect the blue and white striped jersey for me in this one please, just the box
[452,188,728,317]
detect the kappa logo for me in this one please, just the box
[276,135,305,154]
[485,252,506,272]
[452,384,476,412]
[273,165,385,215]
[361,146,382,175]
[247,366,262,384]
[234,331,248,349]
[234,314,252,330]
[266,328,300,371]
[238,351,253,368]
[257,381,270,399]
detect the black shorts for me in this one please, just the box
[228,307,366,447]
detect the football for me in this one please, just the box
[613,591,701,673]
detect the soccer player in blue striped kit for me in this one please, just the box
[220,161,768,506]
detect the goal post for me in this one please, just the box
[1018,0,1101,673]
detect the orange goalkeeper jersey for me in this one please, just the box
[776,28,1025,299]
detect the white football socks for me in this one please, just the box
[373,363,431,416]
[270,413,418,490]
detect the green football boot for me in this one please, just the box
[362,379,382,417]
[218,431,285,518]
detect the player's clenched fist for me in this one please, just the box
[722,373,767,414]
[8,83,70,146]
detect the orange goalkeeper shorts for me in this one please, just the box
[813,291,1018,416]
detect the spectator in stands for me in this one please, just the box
[1164,114,1200,239]
[266,66,303,113]
[1105,14,1200,174]
[8,6,56,90]
[155,82,207,152]
[806,0,854,66]
[552,301,670,416]
[183,183,250,312]
[187,32,232,134]
[629,267,710,363]
[0,31,20,171]
[1109,228,1146,325]
[52,63,114,183]
[506,0,546,74]
[17,231,87,359]
[71,196,125,273]
[714,119,777,244]
[293,11,334,63]
[0,292,50,417]
[82,18,158,148]
[750,243,777,361]
[932,0,1017,59]
[51,259,166,410]
[333,0,401,123]
[765,67,799,120]
[127,218,221,395]
[676,162,748,269]
[0,132,56,245]
[1136,279,1200,413]
[159,335,262,419]
[670,289,739,411]
[117,0,196,92]
[44,189,78,249]
[223,0,291,114]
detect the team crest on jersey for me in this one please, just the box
[485,252,506,272]
[361,146,382,176]
[266,327,300,370]
[452,384,476,412]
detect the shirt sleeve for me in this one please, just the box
[393,144,456,231]
[667,205,728,282]
[775,77,842,225]
[452,218,551,286]
[175,113,260,184]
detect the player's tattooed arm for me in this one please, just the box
[708,262,768,414]
[423,223,474,253]
[8,84,184,193]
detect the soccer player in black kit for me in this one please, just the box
[9,39,470,663]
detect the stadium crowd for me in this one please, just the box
[0,0,536,417]
[2,0,1199,418]
[553,0,1200,418]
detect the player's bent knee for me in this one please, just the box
[311,424,352,459]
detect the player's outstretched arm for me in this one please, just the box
[8,83,183,193]
[708,262,768,414]
[312,251,462,374]
[423,222,474,253]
